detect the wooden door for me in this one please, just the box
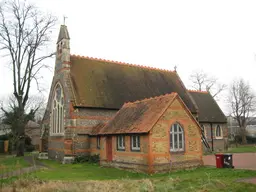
[106,136,113,161]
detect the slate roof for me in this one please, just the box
[57,25,70,43]
[97,93,178,135]
[70,55,197,114]
[188,90,227,123]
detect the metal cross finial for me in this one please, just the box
[63,16,68,25]
[174,65,177,72]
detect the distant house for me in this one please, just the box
[188,91,228,151]
[0,121,40,146]
[41,25,227,172]
[25,120,41,148]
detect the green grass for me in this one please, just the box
[26,160,256,191]
[32,160,148,180]
[2,159,256,191]
[0,155,30,174]
[228,145,256,153]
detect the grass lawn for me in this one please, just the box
[228,145,256,153]
[0,155,30,174]
[2,160,248,191]
[1,159,256,191]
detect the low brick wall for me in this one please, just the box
[151,159,203,173]
[100,160,149,172]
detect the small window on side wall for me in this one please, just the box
[97,136,100,149]
[216,125,222,138]
[131,135,140,151]
[117,135,125,151]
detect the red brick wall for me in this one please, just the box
[100,135,149,172]
[202,123,228,151]
[150,98,203,172]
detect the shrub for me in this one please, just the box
[234,135,242,144]
[0,134,8,140]
[25,135,32,146]
[25,145,35,152]
[73,154,89,164]
[88,154,100,163]
[73,154,99,164]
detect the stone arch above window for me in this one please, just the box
[170,123,185,152]
[51,83,64,135]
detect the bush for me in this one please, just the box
[25,145,35,152]
[25,135,32,146]
[0,134,8,140]
[234,135,242,144]
[73,154,99,164]
[88,154,100,163]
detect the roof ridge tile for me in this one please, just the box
[188,89,208,94]
[124,92,176,105]
[71,54,175,73]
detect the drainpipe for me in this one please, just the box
[211,122,214,151]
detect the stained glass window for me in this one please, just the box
[51,83,64,134]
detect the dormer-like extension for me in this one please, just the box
[55,25,70,72]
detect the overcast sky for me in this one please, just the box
[1,0,256,114]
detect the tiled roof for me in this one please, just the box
[70,55,197,113]
[97,93,177,135]
[90,122,106,135]
[188,90,227,123]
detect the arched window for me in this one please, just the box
[51,83,64,134]
[215,125,222,138]
[170,123,184,152]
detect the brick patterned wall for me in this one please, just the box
[150,99,203,172]
[48,137,65,161]
[44,55,77,161]
[45,71,117,160]
[202,123,228,151]
[100,135,149,172]
[89,137,100,155]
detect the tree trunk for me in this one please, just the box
[241,126,247,145]
[16,105,26,157]
[16,137,25,156]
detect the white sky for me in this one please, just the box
[1,0,256,114]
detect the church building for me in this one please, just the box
[41,25,227,173]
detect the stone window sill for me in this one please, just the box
[170,150,185,155]
[215,137,223,140]
[50,133,65,137]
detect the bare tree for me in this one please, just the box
[189,70,226,98]
[0,0,56,156]
[228,78,256,144]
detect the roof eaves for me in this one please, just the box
[174,74,199,113]
[205,92,227,123]
[175,94,202,129]
[98,93,177,135]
